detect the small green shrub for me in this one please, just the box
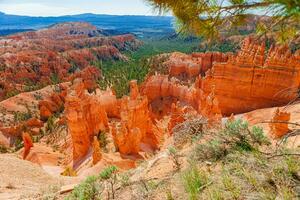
[182,164,208,200]
[14,137,24,152]
[195,139,227,161]
[119,173,130,187]
[0,145,8,153]
[50,73,60,85]
[166,189,175,200]
[13,111,32,123]
[99,166,118,199]
[251,126,271,145]
[194,119,270,162]
[46,115,57,134]
[168,146,181,170]
[66,176,102,200]
[97,131,108,152]
[5,90,19,99]
[33,92,43,100]
[99,165,118,180]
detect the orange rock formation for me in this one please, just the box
[269,108,291,138]
[65,79,109,167]
[22,132,33,159]
[92,136,102,165]
[0,117,44,138]
[112,80,159,155]
[39,85,67,121]
[166,52,228,78]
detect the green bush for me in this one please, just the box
[50,73,60,85]
[182,164,209,200]
[46,115,57,134]
[194,119,270,162]
[5,90,20,99]
[195,139,227,162]
[13,111,32,123]
[66,176,102,200]
[99,165,118,180]
[0,145,8,153]
[168,146,181,170]
[66,166,119,200]
[97,131,108,152]
[100,166,118,199]
[251,126,270,145]
[14,136,24,152]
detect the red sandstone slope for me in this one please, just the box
[0,22,142,101]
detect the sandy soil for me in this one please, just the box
[0,154,61,200]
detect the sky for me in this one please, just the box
[0,0,157,16]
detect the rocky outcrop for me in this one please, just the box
[166,52,228,78]
[6,35,300,176]
[0,118,44,139]
[142,75,200,109]
[39,85,67,121]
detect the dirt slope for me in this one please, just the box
[0,154,61,200]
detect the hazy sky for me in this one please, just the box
[0,0,157,16]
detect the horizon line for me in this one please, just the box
[0,11,173,18]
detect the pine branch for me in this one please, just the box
[220,2,273,11]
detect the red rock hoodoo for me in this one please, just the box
[65,79,109,167]
[22,132,33,159]
[112,80,159,155]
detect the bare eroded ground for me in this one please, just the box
[0,154,61,200]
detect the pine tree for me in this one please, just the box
[145,0,300,43]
